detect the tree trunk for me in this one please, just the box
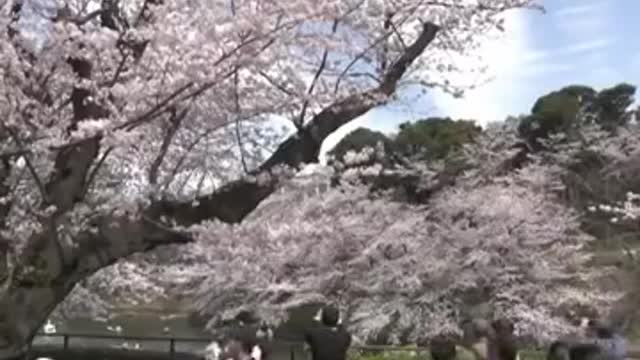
[0,6,439,356]
[0,2,192,355]
[0,213,192,358]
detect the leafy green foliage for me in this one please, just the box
[518,83,636,146]
[518,85,585,145]
[395,118,481,160]
[329,128,394,162]
[329,119,482,164]
[595,83,636,128]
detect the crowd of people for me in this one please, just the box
[203,306,628,360]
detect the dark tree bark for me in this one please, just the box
[0,6,439,356]
[0,2,191,358]
[156,22,440,225]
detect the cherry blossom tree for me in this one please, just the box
[580,123,640,331]
[0,0,541,357]
[72,99,640,342]
[190,123,621,345]
[66,120,635,345]
[517,117,640,335]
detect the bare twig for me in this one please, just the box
[257,71,295,96]
[2,125,48,203]
[233,69,249,174]
[334,17,407,93]
[296,18,339,128]
[82,147,113,198]
[148,107,186,184]
[161,121,234,192]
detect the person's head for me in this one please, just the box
[547,341,571,360]
[429,336,457,360]
[491,318,515,338]
[256,321,273,340]
[314,305,341,327]
[587,319,614,339]
[218,340,254,360]
[462,318,491,341]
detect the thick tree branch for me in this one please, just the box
[0,158,11,230]
[1,126,47,203]
[0,54,109,355]
[379,22,439,94]
[82,147,114,199]
[334,24,395,93]
[0,155,12,284]
[156,21,440,225]
[379,12,394,73]
[0,2,190,357]
[43,58,104,214]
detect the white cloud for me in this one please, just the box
[631,52,640,71]
[517,62,573,77]
[429,9,533,124]
[553,3,607,17]
[553,1,612,43]
[562,37,614,55]
[517,37,613,65]
[583,66,625,88]
[426,0,617,125]
[317,0,627,158]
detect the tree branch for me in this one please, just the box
[296,18,339,128]
[0,158,11,230]
[257,71,295,96]
[160,120,235,192]
[43,57,104,214]
[0,25,288,162]
[1,126,48,204]
[379,12,394,73]
[232,69,249,174]
[155,21,440,225]
[81,147,114,199]
[148,107,186,185]
[0,12,442,358]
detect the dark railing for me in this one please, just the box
[30,333,437,359]
[32,332,212,356]
[30,332,640,360]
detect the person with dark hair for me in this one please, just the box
[253,321,274,360]
[303,305,352,360]
[429,336,458,360]
[460,317,519,360]
[489,318,519,360]
[588,319,626,360]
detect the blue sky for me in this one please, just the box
[320,0,639,155]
